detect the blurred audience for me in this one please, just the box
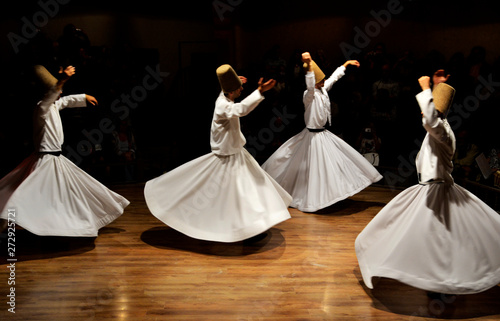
[1,25,500,190]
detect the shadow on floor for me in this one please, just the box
[140,226,286,257]
[353,267,500,319]
[311,199,386,216]
[0,228,99,262]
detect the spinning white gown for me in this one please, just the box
[355,89,500,294]
[0,87,129,237]
[262,66,382,212]
[144,90,292,242]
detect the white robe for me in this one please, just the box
[415,89,455,185]
[0,87,129,237]
[355,89,500,294]
[262,67,382,212]
[144,90,292,242]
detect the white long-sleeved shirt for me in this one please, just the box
[415,88,455,184]
[210,90,264,156]
[303,65,345,129]
[33,86,87,152]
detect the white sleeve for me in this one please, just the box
[303,71,316,109]
[416,89,451,143]
[324,65,346,92]
[38,86,63,114]
[215,90,264,119]
[56,94,87,110]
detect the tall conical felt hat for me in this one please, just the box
[216,64,242,93]
[432,82,455,115]
[33,65,58,90]
[303,60,325,84]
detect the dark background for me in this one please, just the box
[1,0,499,190]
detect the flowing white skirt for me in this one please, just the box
[355,183,500,294]
[0,153,129,237]
[262,128,383,212]
[144,149,292,242]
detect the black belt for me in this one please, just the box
[39,151,62,156]
[307,128,325,132]
[418,173,444,185]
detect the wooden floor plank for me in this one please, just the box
[1,184,499,320]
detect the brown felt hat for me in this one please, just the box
[33,65,58,90]
[303,60,325,84]
[216,64,242,93]
[432,82,455,115]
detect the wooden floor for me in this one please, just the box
[2,184,500,320]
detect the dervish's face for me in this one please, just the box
[315,80,325,89]
[229,86,243,100]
